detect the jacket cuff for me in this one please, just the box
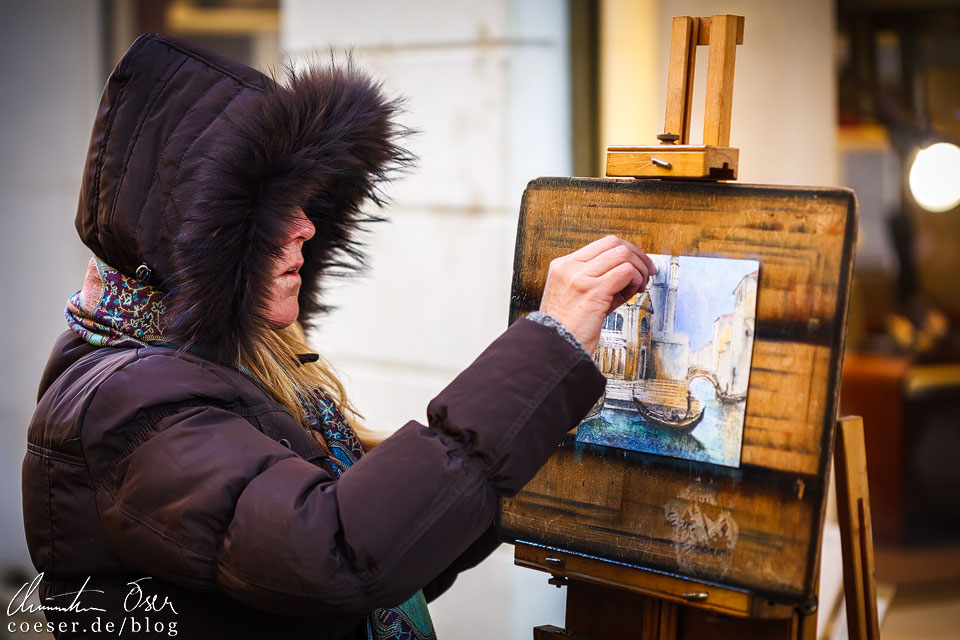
[524,311,593,360]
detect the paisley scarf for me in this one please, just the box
[305,392,437,640]
[65,257,437,640]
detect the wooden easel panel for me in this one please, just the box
[501,441,820,599]
[500,177,856,602]
[507,178,856,476]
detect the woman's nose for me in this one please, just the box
[291,208,316,243]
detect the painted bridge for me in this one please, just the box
[687,366,746,403]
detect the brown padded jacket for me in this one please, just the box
[22,33,606,639]
[25,319,603,638]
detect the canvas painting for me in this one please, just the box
[576,254,760,468]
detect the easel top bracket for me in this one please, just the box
[605,15,744,181]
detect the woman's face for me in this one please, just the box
[264,207,316,328]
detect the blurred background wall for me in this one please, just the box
[0,0,105,586]
[2,1,958,639]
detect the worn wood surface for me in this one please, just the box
[498,177,857,604]
[516,416,880,639]
[514,543,795,619]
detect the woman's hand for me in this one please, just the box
[539,235,656,355]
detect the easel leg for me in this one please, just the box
[563,580,647,639]
[834,416,881,640]
[664,16,699,143]
[792,607,818,640]
[642,597,678,640]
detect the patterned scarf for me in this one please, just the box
[65,257,437,640]
[305,394,437,640]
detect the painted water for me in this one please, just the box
[577,378,744,467]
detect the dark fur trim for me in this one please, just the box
[165,60,413,363]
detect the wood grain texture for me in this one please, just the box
[606,145,738,179]
[499,177,857,604]
[515,543,780,618]
[662,15,744,145]
[664,17,698,143]
[703,15,740,147]
[503,441,820,599]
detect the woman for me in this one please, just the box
[22,34,653,639]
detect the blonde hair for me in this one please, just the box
[238,321,385,451]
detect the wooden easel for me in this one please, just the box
[606,15,743,180]
[519,416,880,640]
[513,15,880,640]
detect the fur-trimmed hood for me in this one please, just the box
[75,34,409,363]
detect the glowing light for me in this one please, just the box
[908,142,960,213]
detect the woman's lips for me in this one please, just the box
[278,260,304,277]
[277,261,302,288]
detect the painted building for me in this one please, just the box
[595,254,690,383]
[693,269,758,395]
[596,291,654,380]
[596,257,758,395]
[725,269,759,394]
[648,255,690,381]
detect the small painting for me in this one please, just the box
[576,254,760,468]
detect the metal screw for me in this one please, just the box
[682,592,709,602]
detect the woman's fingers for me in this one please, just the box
[583,244,651,285]
[601,261,646,311]
[629,242,658,279]
[538,235,656,355]
[567,235,623,262]
[569,235,656,279]
[607,236,657,278]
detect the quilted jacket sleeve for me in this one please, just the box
[81,317,605,617]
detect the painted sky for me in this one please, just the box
[648,254,759,350]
